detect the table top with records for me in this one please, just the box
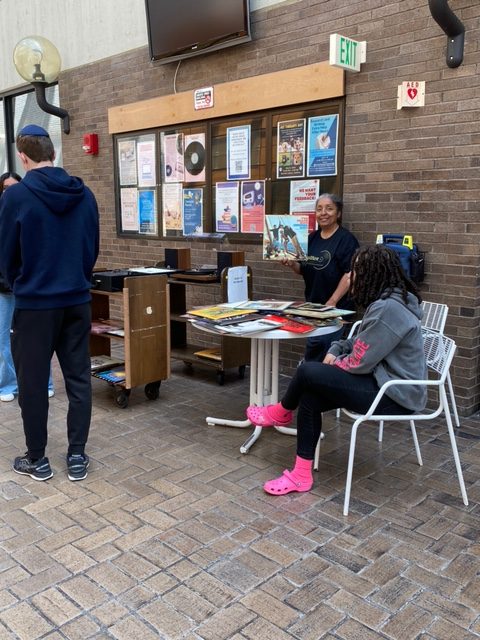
[185,300,354,336]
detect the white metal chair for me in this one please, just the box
[315,329,469,516]
[335,320,361,419]
[420,301,460,427]
[377,301,459,441]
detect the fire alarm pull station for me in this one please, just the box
[82,133,98,155]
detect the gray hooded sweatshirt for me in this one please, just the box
[327,290,427,411]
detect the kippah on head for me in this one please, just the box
[18,124,49,137]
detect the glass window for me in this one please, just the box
[11,86,63,174]
[114,99,344,241]
[0,100,6,175]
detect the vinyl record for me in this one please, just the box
[184,141,205,176]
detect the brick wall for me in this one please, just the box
[61,0,480,414]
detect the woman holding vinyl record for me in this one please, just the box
[282,194,359,361]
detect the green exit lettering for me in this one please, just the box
[340,37,358,68]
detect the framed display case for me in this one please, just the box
[113,99,344,241]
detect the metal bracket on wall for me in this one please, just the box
[428,0,465,68]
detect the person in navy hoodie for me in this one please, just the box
[0,125,99,481]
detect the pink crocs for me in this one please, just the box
[246,404,293,427]
[263,469,313,495]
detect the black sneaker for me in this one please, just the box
[13,454,53,481]
[67,453,89,481]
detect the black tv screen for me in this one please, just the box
[145,0,251,64]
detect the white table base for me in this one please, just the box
[206,336,290,452]
[205,324,337,454]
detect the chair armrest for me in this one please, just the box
[346,320,362,339]
[363,377,439,419]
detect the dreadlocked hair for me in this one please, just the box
[349,245,421,311]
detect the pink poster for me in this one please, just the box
[241,180,265,233]
[163,133,184,183]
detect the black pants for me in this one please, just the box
[304,326,344,362]
[282,362,411,460]
[11,303,92,459]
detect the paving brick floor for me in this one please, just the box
[0,360,479,639]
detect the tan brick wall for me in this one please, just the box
[61,0,480,414]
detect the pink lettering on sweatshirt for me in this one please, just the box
[335,338,370,371]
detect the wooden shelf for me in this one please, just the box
[90,275,170,406]
[167,257,251,383]
[171,344,223,370]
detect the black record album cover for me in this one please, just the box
[184,134,206,182]
[184,141,205,175]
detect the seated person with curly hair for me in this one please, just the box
[247,244,427,496]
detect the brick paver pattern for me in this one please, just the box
[0,361,479,639]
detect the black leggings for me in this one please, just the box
[282,362,410,460]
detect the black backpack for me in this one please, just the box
[376,234,425,284]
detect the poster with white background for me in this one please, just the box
[120,187,139,232]
[137,136,156,187]
[215,182,239,233]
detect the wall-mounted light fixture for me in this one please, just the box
[13,36,70,134]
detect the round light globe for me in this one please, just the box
[13,36,62,84]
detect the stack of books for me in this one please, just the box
[91,321,124,336]
[285,302,355,320]
[186,301,354,336]
[92,366,126,384]
[90,355,125,372]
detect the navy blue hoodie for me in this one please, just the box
[0,166,99,309]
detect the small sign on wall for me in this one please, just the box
[397,81,425,109]
[329,34,367,72]
[194,86,214,110]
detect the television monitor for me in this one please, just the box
[144,0,252,64]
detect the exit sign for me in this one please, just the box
[329,34,366,72]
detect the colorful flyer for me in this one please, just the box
[118,139,137,185]
[120,187,139,232]
[227,125,251,180]
[182,188,203,235]
[162,183,183,233]
[307,114,338,177]
[289,179,320,232]
[215,182,239,233]
[241,180,265,233]
[276,119,306,179]
[263,214,308,261]
[137,136,156,187]
[138,189,157,235]
[163,133,184,183]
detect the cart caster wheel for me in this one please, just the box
[238,365,246,379]
[115,389,130,409]
[183,361,194,374]
[217,371,225,386]
[145,381,161,400]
